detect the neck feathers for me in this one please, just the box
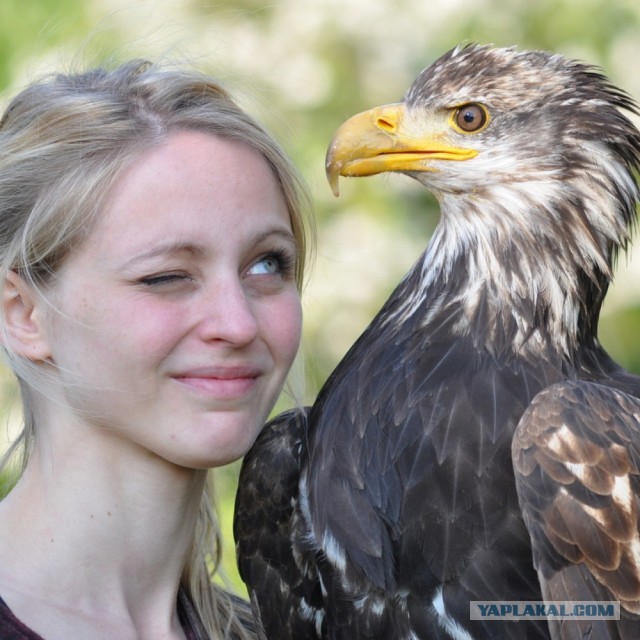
[392,140,638,359]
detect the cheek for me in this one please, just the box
[117,305,187,354]
[55,295,186,374]
[263,293,302,367]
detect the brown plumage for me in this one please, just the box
[235,44,640,639]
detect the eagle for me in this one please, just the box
[234,43,640,639]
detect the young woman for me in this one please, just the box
[0,60,311,639]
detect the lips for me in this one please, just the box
[172,366,263,399]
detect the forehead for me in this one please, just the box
[113,130,278,200]
[109,130,284,223]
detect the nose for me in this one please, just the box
[197,277,259,347]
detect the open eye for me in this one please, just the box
[247,249,296,278]
[250,255,281,276]
[453,103,489,133]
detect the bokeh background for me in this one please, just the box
[1,0,639,595]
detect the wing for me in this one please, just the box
[233,407,325,640]
[512,380,640,639]
[303,324,555,638]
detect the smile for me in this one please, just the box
[172,366,262,399]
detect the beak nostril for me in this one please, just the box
[377,117,395,133]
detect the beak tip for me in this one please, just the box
[328,174,340,197]
[326,155,341,197]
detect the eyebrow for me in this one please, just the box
[251,227,298,248]
[122,241,205,269]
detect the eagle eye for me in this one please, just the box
[454,103,488,133]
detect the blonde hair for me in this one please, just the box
[0,59,312,639]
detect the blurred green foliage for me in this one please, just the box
[600,306,640,373]
[0,0,92,87]
[0,0,639,599]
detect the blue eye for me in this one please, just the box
[251,256,280,275]
[248,250,295,277]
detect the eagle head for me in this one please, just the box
[327,44,638,202]
[326,43,640,356]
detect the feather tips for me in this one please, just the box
[513,381,640,615]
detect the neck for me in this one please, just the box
[0,421,205,632]
[393,163,635,360]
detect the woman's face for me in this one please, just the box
[43,131,302,469]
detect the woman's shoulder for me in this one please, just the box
[0,596,45,640]
[1,587,257,640]
[178,587,258,640]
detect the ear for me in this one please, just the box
[2,270,52,361]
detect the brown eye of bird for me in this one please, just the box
[455,103,487,132]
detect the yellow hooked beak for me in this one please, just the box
[325,103,478,196]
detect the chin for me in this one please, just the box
[172,427,262,470]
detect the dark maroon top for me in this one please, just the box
[0,596,42,640]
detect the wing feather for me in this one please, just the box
[513,380,640,636]
[234,408,324,639]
